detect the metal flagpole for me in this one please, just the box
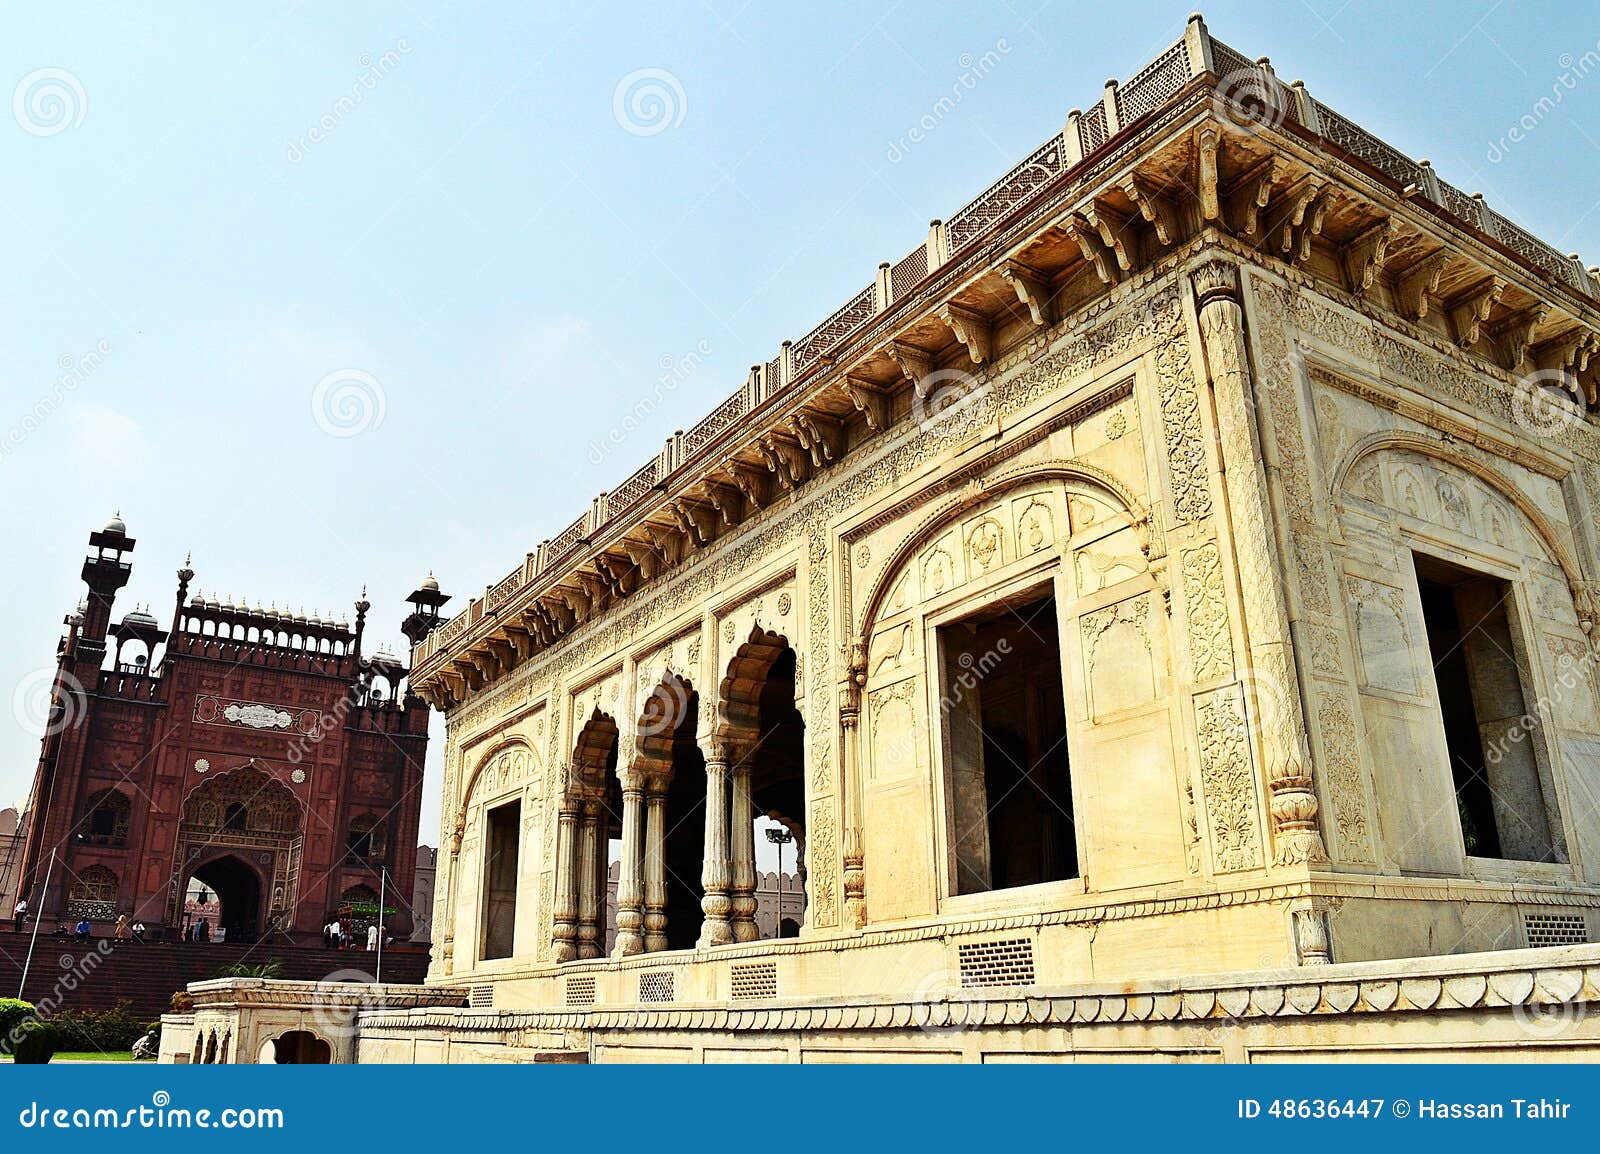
[375,866,385,986]
[17,848,55,1001]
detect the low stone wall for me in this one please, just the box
[158,978,468,1064]
[355,943,1600,1063]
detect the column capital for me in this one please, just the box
[1190,257,1241,310]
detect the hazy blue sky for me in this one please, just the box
[3,1,1598,856]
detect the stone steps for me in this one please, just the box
[0,931,430,1021]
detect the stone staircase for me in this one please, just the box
[0,931,431,1021]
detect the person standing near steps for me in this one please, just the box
[11,898,25,934]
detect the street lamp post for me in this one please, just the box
[765,826,794,938]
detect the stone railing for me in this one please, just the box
[412,14,1600,672]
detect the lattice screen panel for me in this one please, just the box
[468,985,493,1008]
[957,938,1036,988]
[565,974,597,1007]
[1524,912,1588,948]
[730,961,779,1000]
[639,970,675,1003]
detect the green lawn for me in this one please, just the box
[1,1051,136,1063]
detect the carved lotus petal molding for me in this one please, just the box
[1251,987,1286,1016]
[1216,988,1250,1019]
[1400,978,1443,1009]
[1360,980,1398,1011]
[1285,984,1322,1015]
[1441,975,1487,1008]
[1487,971,1534,1005]
[1534,968,1583,1004]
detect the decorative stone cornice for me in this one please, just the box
[409,16,1600,710]
[357,944,1600,1035]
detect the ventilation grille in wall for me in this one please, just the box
[639,970,675,1003]
[468,985,493,1009]
[565,974,597,1007]
[1524,912,1588,948]
[957,938,1036,988]
[730,961,779,1000]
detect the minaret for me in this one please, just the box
[171,553,194,636]
[76,513,134,658]
[353,586,371,661]
[401,573,450,646]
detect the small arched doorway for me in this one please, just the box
[187,856,263,942]
[266,1030,331,1063]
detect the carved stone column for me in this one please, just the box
[643,780,669,952]
[729,750,758,942]
[575,801,602,959]
[613,778,646,956]
[698,739,734,947]
[840,645,867,928]
[1191,258,1327,866]
[551,800,580,962]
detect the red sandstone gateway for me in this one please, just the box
[8,515,449,944]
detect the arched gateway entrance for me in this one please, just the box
[186,855,263,941]
[171,764,304,938]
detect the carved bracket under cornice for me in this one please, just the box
[937,302,993,365]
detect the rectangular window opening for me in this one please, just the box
[1414,554,1561,864]
[940,591,1077,895]
[480,799,520,960]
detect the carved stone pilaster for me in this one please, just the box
[575,801,602,959]
[698,741,734,947]
[1292,905,1332,965]
[729,754,759,942]
[1190,259,1328,868]
[840,705,866,929]
[551,799,580,963]
[613,780,646,956]
[643,783,669,952]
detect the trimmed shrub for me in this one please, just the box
[11,1020,56,1064]
[48,1000,146,1053]
[0,999,35,1055]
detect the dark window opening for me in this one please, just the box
[941,592,1077,894]
[1414,555,1561,863]
[223,803,247,831]
[481,800,520,959]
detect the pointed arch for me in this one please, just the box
[855,459,1153,642]
[718,625,793,745]
[1330,431,1587,599]
[455,736,537,832]
[633,671,697,780]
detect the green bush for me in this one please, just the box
[211,959,285,980]
[11,1020,56,1064]
[47,1000,146,1053]
[0,999,35,1055]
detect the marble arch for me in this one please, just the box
[853,459,1152,644]
[1332,430,1590,607]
